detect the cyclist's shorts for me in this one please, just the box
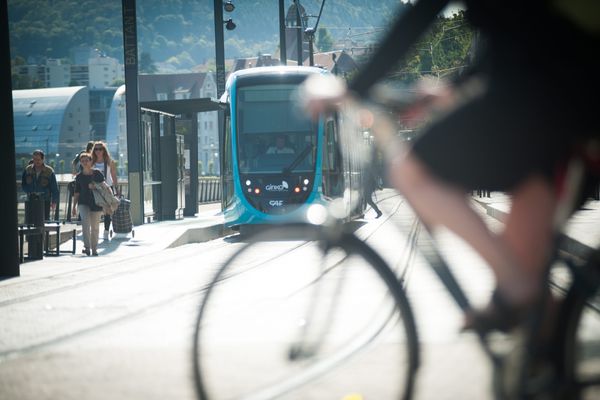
[411,83,598,192]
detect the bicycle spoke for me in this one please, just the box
[193,229,418,400]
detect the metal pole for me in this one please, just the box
[122,0,144,225]
[184,113,199,216]
[214,0,226,214]
[1,0,20,276]
[306,28,314,66]
[214,0,226,98]
[278,0,287,65]
[295,0,303,65]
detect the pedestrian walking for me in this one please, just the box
[70,141,95,222]
[71,141,95,175]
[91,141,119,239]
[72,152,104,256]
[363,162,383,219]
[21,149,59,220]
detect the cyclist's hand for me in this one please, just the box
[396,77,456,129]
[300,74,348,120]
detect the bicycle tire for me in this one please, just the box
[557,253,600,399]
[192,224,419,400]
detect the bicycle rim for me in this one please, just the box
[192,225,419,400]
[561,260,600,399]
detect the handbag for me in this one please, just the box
[92,181,120,215]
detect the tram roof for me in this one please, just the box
[139,97,221,115]
[228,66,327,81]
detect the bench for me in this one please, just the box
[17,225,44,262]
[18,222,77,262]
[43,222,76,257]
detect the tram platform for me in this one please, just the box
[13,192,600,273]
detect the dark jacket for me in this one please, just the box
[22,164,59,203]
[74,170,105,212]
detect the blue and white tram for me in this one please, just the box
[219,66,365,229]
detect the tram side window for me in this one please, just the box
[322,119,342,197]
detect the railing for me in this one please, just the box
[198,177,221,204]
[16,175,221,223]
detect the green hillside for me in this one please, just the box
[8,0,472,81]
[8,1,410,65]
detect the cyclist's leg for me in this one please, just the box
[388,90,559,313]
[390,153,517,279]
[501,175,558,300]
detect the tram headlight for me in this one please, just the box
[254,188,261,195]
[294,187,301,193]
[245,179,251,186]
[303,178,309,185]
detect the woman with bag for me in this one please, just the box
[72,153,104,256]
[92,141,119,239]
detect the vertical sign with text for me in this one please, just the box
[122,0,144,225]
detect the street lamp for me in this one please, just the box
[224,18,236,31]
[224,1,235,12]
[214,0,236,97]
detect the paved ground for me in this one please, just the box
[2,193,599,400]
[472,191,600,254]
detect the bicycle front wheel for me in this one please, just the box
[192,225,419,400]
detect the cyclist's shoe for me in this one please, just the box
[463,289,559,336]
[462,289,529,333]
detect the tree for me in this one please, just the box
[12,73,31,89]
[139,51,158,73]
[386,12,474,85]
[316,27,334,52]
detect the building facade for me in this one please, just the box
[13,49,124,90]
[88,55,124,89]
[12,86,91,178]
[90,87,118,143]
[105,85,127,178]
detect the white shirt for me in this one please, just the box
[94,162,113,186]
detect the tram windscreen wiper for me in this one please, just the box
[282,144,313,174]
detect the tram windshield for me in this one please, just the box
[237,84,317,174]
